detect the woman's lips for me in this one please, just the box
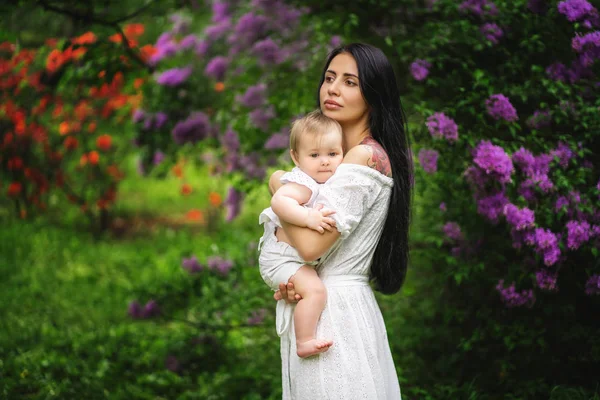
[324,100,342,109]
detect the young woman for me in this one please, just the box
[269,43,413,399]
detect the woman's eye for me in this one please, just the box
[346,80,356,86]
[325,76,334,82]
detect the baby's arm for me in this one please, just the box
[271,183,336,233]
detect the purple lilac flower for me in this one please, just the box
[418,148,439,174]
[473,140,514,184]
[585,275,600,295]
[572,31,600,52]
[558,0,595,22]
[510,227,531,249]
[480,23,504,44]
[143,300,160,318]
[128,300,144,319]
[205,56,228,81]
[236,84,267,108]
[261,2,305,33]
[566,220,591,249]
[512,147,535,175]
[212,0,230,23]
[231,13,269,46]
[250,105,276,131]
[149,34,179,65]
[503,204,535,230]
[464,165,489,192]
[518,184,537,203]
[195,40,210,56]
[443,222,463,241]
[485,94,519,122]
[153,150,165,166]
[143,117,153,131]
[225,186,242,221]
[182,255,203,273]
[459,0,499,17]
[253,38,285,65]
[569,190,581,204]
[205,19,232,41]
[546,62,569,82]
[410,59,432,81]
[477,192,509,223]
[534,228,561,266]
[533,154,553,176]
[156,66,193,86]
[495,280,535,308]
[133,108,145,123]
[220,127,240,153]
[264,129,290,150]
[528,0,548,14]
[240,152,266,180]
[520,173,555,196]
[535,270,558,291]
[526,110,551,129]
[172,112,211,145]
[247,308,267,325]
[207,256,234,275]
[551,142,574,168]
[426,112,458,142]
[440,202,447,212]
[330,35,342,48]
[556,196,569,212]
[155,112,168,129]
[179,35,199,50]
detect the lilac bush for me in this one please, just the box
[133,0,336,220]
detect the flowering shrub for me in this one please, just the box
[132,1,342,219]
[372,0,600,395]
[0,26,150,228]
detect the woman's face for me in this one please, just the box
[319,53,369,125]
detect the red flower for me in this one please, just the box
[7,182,21,197]
[96,134,112,151]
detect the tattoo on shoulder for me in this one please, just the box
[359,137,392,177]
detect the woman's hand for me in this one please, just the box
[269,170,286,195]
[274,282,302,303]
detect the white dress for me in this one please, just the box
[280,164,402,400]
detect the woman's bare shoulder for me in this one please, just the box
[342,137,392,178]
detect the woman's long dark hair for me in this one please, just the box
[317,43,413,294]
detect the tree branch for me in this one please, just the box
[36,0,155,72]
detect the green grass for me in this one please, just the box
[0,160,282,399]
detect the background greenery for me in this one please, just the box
[1,0,599,399]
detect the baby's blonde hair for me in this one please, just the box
[289,110,343,153]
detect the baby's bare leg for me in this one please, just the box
[289,266,333,358]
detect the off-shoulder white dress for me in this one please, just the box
[280,164,402,400]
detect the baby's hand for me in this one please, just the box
[305,207,336,234]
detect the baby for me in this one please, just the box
[258,110,344,358]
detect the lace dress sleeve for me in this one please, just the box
[313,164,393,239]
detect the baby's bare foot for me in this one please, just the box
[296,339,333,358]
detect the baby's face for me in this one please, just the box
[292,130,344,183]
